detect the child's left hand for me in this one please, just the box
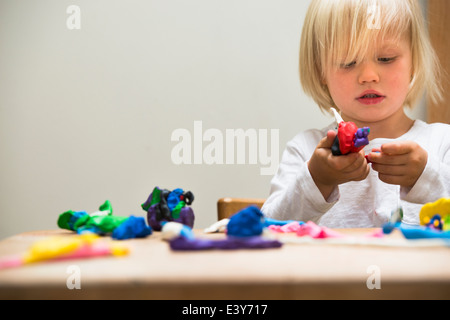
[367,141,428,189]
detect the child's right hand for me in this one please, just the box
[308,130,370,200]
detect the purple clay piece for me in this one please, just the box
[354,127,370,148]
[169,235,282,251]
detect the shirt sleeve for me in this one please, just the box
[261,130,339,222]
[401,123,450,204]
[401,152,450,203]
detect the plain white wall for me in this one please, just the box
[0,0,426,240]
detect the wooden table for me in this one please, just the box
[0,228,449,300]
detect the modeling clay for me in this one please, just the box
[202,208,304,235]
[169,235,282,251]
[58,200,111,231]
[203,219,230,233]
[364,229,385,238]
[381,198,450,240]
[142,187,195,231]
[383,222,450,240]
[268,221,304,233]
[398,225,450,240]
[263,217,299,227]
[296,221,345,238]
[419,198,450,231]
[381,204,403,233]
[161,221,195,240]
[227,205,265,237]
[111,216,152,240]
[329,107,370,156]
[82,215,129,234]
[57,201,152,240]
[93,200,114,216]
[226,206,307,237]
[203,216,301,234]
[163,217,282,251]
[0,234,128,270]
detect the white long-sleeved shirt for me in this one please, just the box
[261,120,450,228]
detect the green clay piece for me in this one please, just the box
[84,215,129,233]
[73,214,91,230]
[57,210,75,230]
[171,201,186,219]
[150,187,161,206]
[142,187,161,211]
[57,210,90,231]
[57,201,126,234]
[444,215,450,232]
[98,200,113,215]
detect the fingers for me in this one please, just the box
[367,141,428,188]
[314,137,426,189]
[380,142,414,155]
[375,169,419,187]
[345,150,371,180]
[328,150,370,180]
[317,131,369,180]
[328,150,360,171]
[369,154,413,186]
[317,130,337,149]
[368,151,409,165]
[367,153,412,186]
[309,133,370,196]
[371,162,407,177]
[367,141,417,165]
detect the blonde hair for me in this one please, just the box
[299,0,443,113]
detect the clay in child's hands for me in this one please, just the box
[354,127,370,148]
[329,108,370,156]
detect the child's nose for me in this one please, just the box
[358,62,380,84]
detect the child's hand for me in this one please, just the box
[367,141,428,189]
[308,130,370,200]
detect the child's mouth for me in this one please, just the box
[356,91,385,105]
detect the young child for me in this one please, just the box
[261,0,450,227]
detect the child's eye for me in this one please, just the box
[340,61,356,69]
[378,57,396,63]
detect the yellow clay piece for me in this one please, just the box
[23,234,100,264]
[419,198,450,226]
[110,245,130,256]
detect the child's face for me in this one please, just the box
[324,36,412,124]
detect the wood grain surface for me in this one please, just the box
[0,229,449,299]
